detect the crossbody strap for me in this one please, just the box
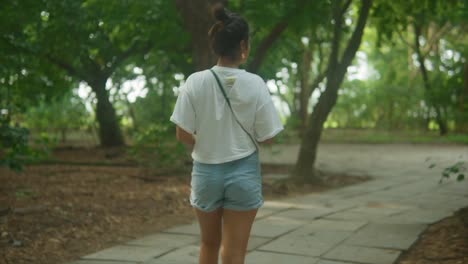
[209,69,258,150]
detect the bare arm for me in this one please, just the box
[259,137,274,145]
[176,126,195,146]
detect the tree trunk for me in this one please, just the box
[456,62,468,132]
[90,78,125,147]
[175,0,226,70]
[413,23,448,135]
[299,45,312,132]
[60,129,67,143]
[293,0,372,182]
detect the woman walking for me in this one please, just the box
[170,4,283,264]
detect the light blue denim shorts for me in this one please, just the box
[190,152,263,212]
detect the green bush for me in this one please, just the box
[130,123,188,170]
[439,162,466,183]
[0,123,31,171]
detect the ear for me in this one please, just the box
[240,40,249,51]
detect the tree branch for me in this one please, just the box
[327,0,344,80]
[45,54,87,80]
[2,36,87,81]
[421,22,452,57]
[341,0,353,17]
[396,28,416,50]
[413,22,431,90]
[107,41,154,75]
[306,68,327,99]
[339,0,372,75]
[247,0,307,73]
[272,84,293,114]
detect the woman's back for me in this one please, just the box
[171,65,282,164]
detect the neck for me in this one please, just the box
[217,57,241,68]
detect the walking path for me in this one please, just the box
[70,144,468,264]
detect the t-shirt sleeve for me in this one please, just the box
[254,80,284,141]
[170,84,196,134]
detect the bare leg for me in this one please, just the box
[195,208,223,264]
[221,209,258,264]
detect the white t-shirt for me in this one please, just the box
[170,65,284,164]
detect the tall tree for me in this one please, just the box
[174,0,226,70]
[174,0,310,73]
[1,0,183,146]
[372,0,467,135]
[293,0,373,183]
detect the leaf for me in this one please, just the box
[457,174,465,181]
[449,166,459,173]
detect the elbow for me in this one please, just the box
[176,132,183,142]
[176,130,195,146]
[259,137,274,145]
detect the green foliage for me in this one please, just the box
[130,123,187,169]
[367,0,468,134]
[1,0,189,146]
[24,92,90,142]
[15,188,37,199]
[1,0,466,158]
[0,123,31,171]
[437,161,466,183]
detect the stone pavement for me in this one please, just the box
[70,144,468,264]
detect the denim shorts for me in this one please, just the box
[190,152,263,212]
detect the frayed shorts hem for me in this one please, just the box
[190,200,264,213]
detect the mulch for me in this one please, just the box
[397,207,468,264]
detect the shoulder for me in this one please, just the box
[241,71,265,84]
[239,72,269,97]
[185,70,211,84]
[237,72,267,93]
[181,70,212,94]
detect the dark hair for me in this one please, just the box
[208,4,249,61]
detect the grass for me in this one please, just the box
[29,128,468,147]
[278,128,468,145]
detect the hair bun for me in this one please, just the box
[212,3,230,22]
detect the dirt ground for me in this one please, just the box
[0,147,369,264]
[397,207,468,264]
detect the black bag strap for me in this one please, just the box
[209,69,258,150]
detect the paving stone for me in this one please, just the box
[292,219,367,232]
[316,260,355,264]
[163,222,200,236]
[262,201,294,211]
[259,230,352,257]
[323,245,401,264]
[70,261,137,264]
[403,193,461,208]
[126,233,198,248]
[274,208,334,221]
[73,145,465,264]
[437,182,468,196]
[325,211,385,222]
[263,173,289,181]
[256,208,276,219]
[285,196,357,211]
[247,251,317,264]
[250,216,306,238]
[384,209,454,224]
[347,203,410,216]
[247,236,272,251]
[344,223,427,250]
[82,245,170,262]
[142,245,200,264]
[143,237,271,264]
[380,182,439,196]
